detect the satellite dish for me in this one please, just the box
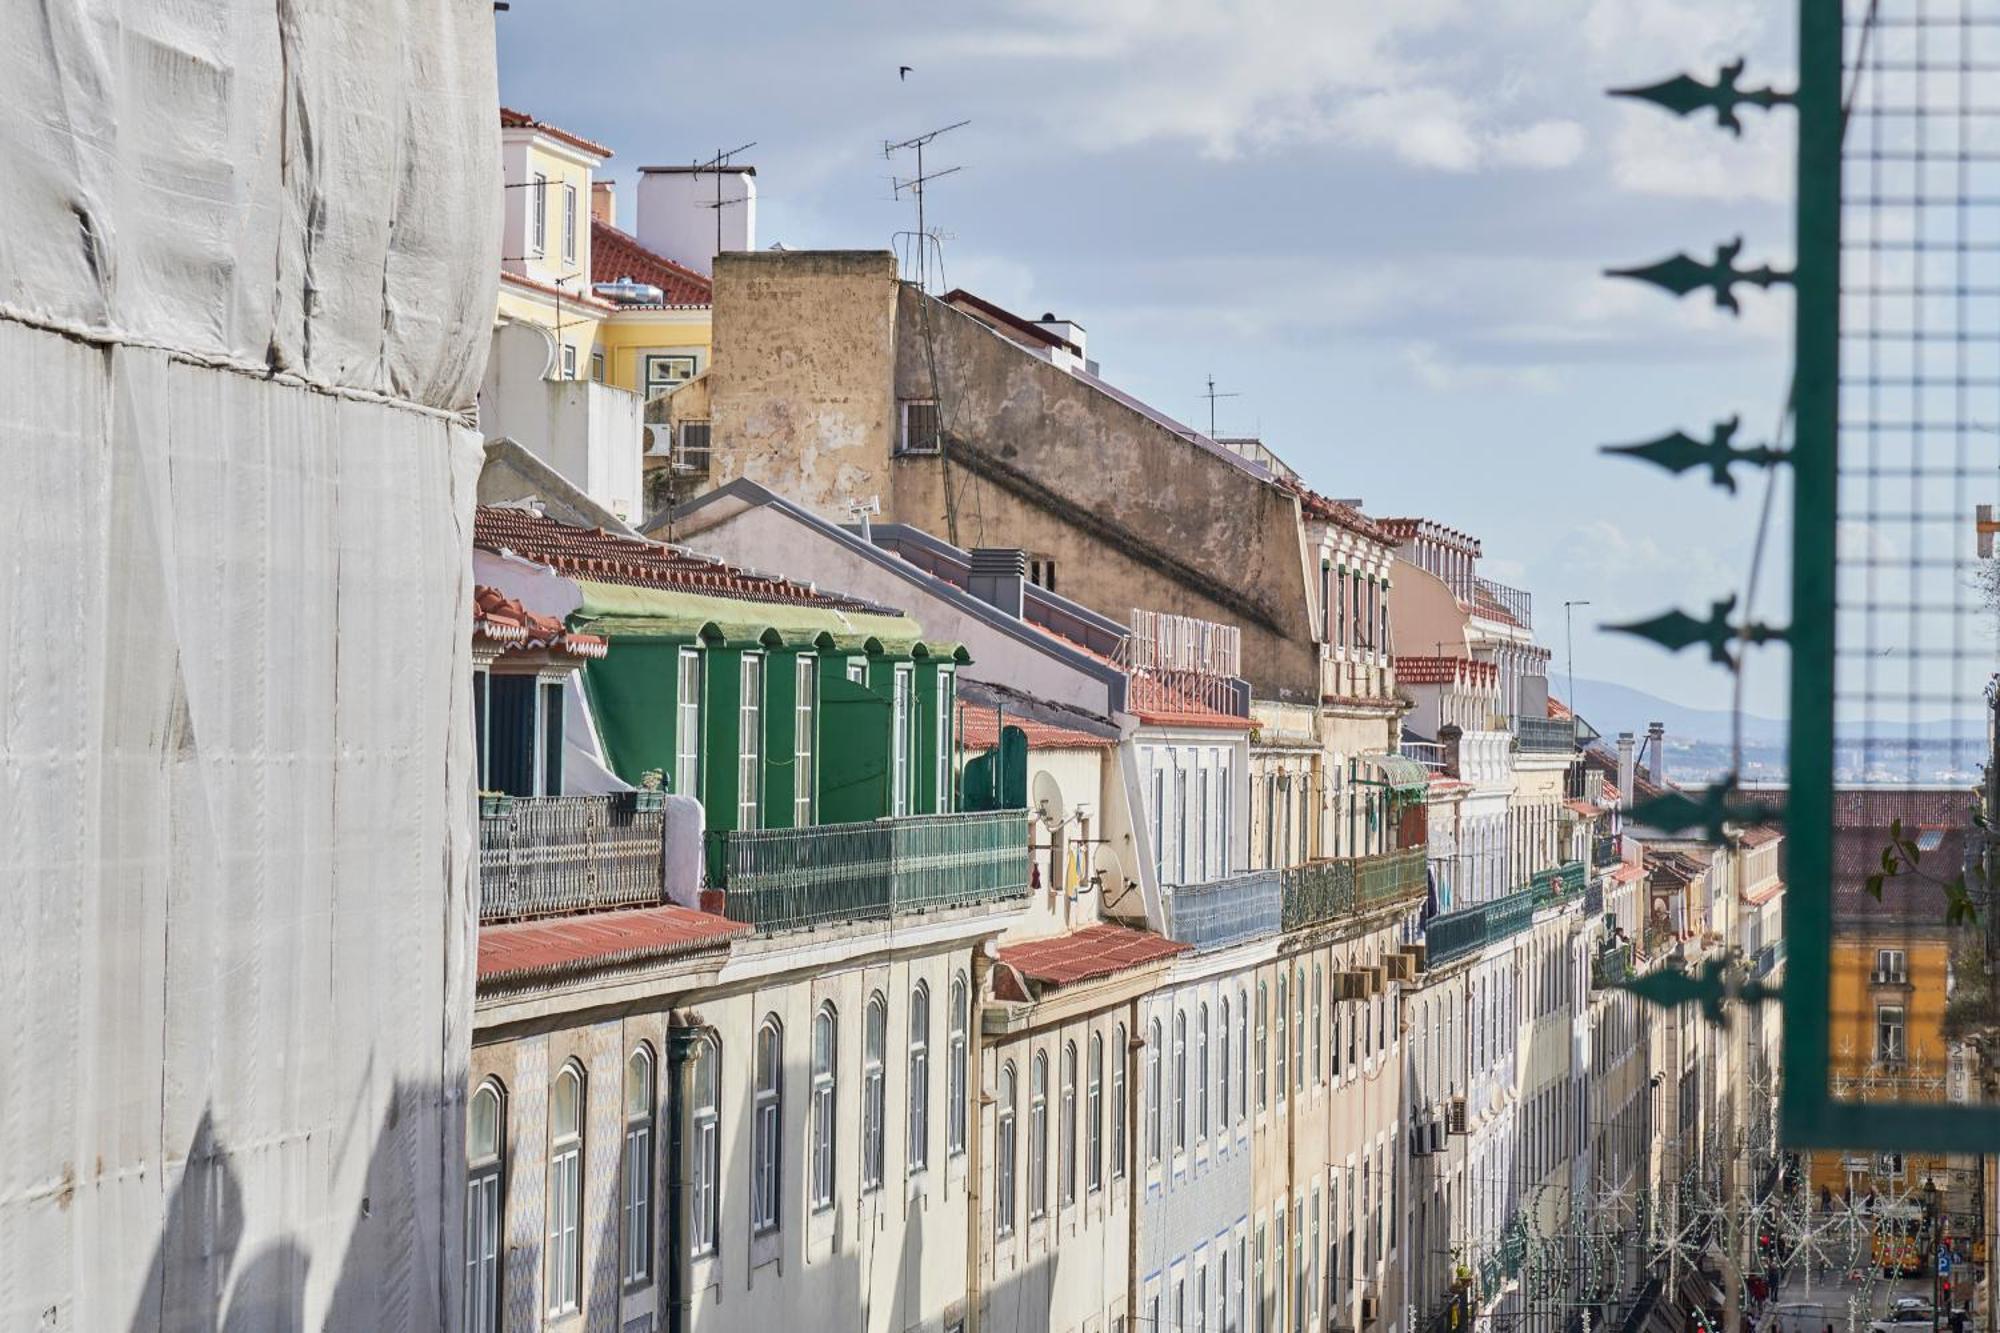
[1092,844,1126,895]
[1031,770,1066,829]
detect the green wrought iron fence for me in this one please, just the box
[1280,848,1427,932]
[708,810,1030,933]
[1426,884,1540,966]
[478,794,667,922]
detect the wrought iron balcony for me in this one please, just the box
[1531,859,1587,905]
[479,794,669,923]
[1472,576,1533,629]
[1163,868,1283,951]
[1513,716,1578,753]
[707,810,1031,933]
[1592,832,1620,868]
[1592,941,1634,990]
[1280,847,1428,932]
[1753,940,1785,979]
[1584,875,1604,918]
[1425,885,1538,965]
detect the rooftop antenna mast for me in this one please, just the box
[692,141,757,259]
[884,119,968,292]
[1202,374,1240,440]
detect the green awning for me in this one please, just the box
[1363,752,1432,798]
[574,579,923,654]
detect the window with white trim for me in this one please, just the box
[793,655,817,826]
[752,1019,782,1234]
[546,1064,584,1314]
[862,993,887,1191]
[811,1005,837,1210]
[1087,1032,1104,1193]
[1029,1051,1049,1218]
[530,173,547,256]
[997,1063,1018,1235]
[1059,1041,1077,1206]
[892,664,914,816]
[561,182,577,263]
[675,648,702,799]
[738,653,764,829]
[1111,1024,1128,1179]
[948,973,969,1157]
[909,982,930,1173]
[689,1038,719,1255]
[464,1081,504,1333]
[622,1047,655,1284]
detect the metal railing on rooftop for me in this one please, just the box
[1164,868,1283,951]
[708,810,1030,933]
[1472,576,1533,629]
[1514,716,1577,753]
[479,794,667,923]
[1400,738,1446,772]
[1280,847,1428,932]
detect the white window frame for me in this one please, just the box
[935,668,955,813]
[529,172,548,256]
[899,398,942,455]
[753,1019,782,1234]
[622,1047,655,1285]
[546,1064,584,1315]
[690,1038,720,1256]
[1087,1032,1104,1193]
[948,974,969,1157]
[738,652,764,829]
[862,993,888,1192]
[1111,1023,1128,1180]
[811,1005,837,1211]
[559,342,577,381]
[464,1081,505,1333]
[909,982,930,1174]
[1174,1011,1188,1156]
[997,1063,1018,1236]
[794,654,818,826]
[1148,1018,1163,1164]
[1029,1051,1049,1218]
[645,353,700,398]
[562,181,577,263]
[892,664,914,816]
[675,647,703,799]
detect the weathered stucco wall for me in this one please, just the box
[888,289,1320,702]
[707,251,902,509]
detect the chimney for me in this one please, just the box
[1646,721,1666,786]
[634,163,758,277]
[1617,732,1635,807]
[967,548,1027,619]
[591,180,615,227]
[1034,313,1087,362]
[1438,724,1464,780]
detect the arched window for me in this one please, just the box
[1087,1033,1104,1193]
[689,1037,720,1256]
[1030,1051,1049,1218]
[810,1005,837,1210]
[1312,965,1325,1086]
[862,993,887,1191]
[909,981,931,1174]
[997,1063,1018,1235]
[1148,1018,1164,1163]
[753,1019,783,1234]
[1060,1041,1078,1205]
[1218,996,1232,1133]
[1294,966,1306,1094]
[1198,1003,1211,1139]
[1238,988,1249,1122]
[1275,973,1289,1102]
[464,1080,505,1333]
[1173,1011,1188,1153]
[948,972,970,1157]
[622,1045,655,1283]
[1111,1024,1128,1180]
[547,1063,585,1314]
[1332,959,1345,1080]
[1256,981,1270,1110]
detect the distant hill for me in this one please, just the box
[1565,677,1982,747]
[1565,677,1785,747]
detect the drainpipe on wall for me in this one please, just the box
[663,1016,700,1333]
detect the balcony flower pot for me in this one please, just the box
[632,790,667,814]
[479,791,513,820]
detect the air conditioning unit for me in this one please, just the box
[1429,1120,1449,1153]
[1336,971,1368,1001]
[1361,1292,1382,1324]
[1366,966,1387,994]
[1447,1095,1468,1135]
[1385,954,1413,982]
[1405,942,1429,972]
[643,423,675,458]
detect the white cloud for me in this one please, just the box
[1402,340,1562,393]
[1491,119,1587,169]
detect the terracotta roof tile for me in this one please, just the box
[998,923,1189,990]
[1564,799,1601,819]
[959,704,1116,752]
[474,584,607,659]
[1832,787,1973,921]
[590,219,713,308]
[475,506,899,614]
[1394,655,1498,688]
[499,106,613,159]
[1287,481,1395,547]
[1738,825,1783,848]
[479,904,745,981]
[1610,862,1645,884]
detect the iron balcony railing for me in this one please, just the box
[1401,738,1447,772]
[708,810,1031,933]
[1514,716,1577,753]
[1753,940,1785,979]
[1592,941,1634,990]
[1472,576,1533,629]
[1426,861,1584,965]
[479,794,667,922]
[1163,868,1283,951]
[1280,847,1429,932]
[1584,876,1604,919]
[1592,832,1619,868]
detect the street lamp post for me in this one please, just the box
[1563,600,1591,739]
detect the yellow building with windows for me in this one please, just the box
[483,108,720,521]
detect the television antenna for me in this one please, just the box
[1202,374,1240,439]
[884,120,969,292]
[690,142,757,258]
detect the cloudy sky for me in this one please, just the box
[498,0,1798,719]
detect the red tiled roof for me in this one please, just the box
[998,923,1189,990]
[479,904,745,981]
[475,585,607,659]
[959,703,1116,752]
[1133,703,1255,731]
[1739,825,1783,848]
[1610,862,1645,884]
[1832,786,1973,922]
[1376,517,1483,557]
[1644,850,1707,886]
[500,106,613,159]
[1564,799,1601,819]
[475,506,899,614]
[1287,481,1395,547]
[1548,696,1573,721]
[943,289,1080,354]
[590,219,713,308]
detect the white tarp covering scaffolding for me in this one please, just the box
[0,1,498,1328]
